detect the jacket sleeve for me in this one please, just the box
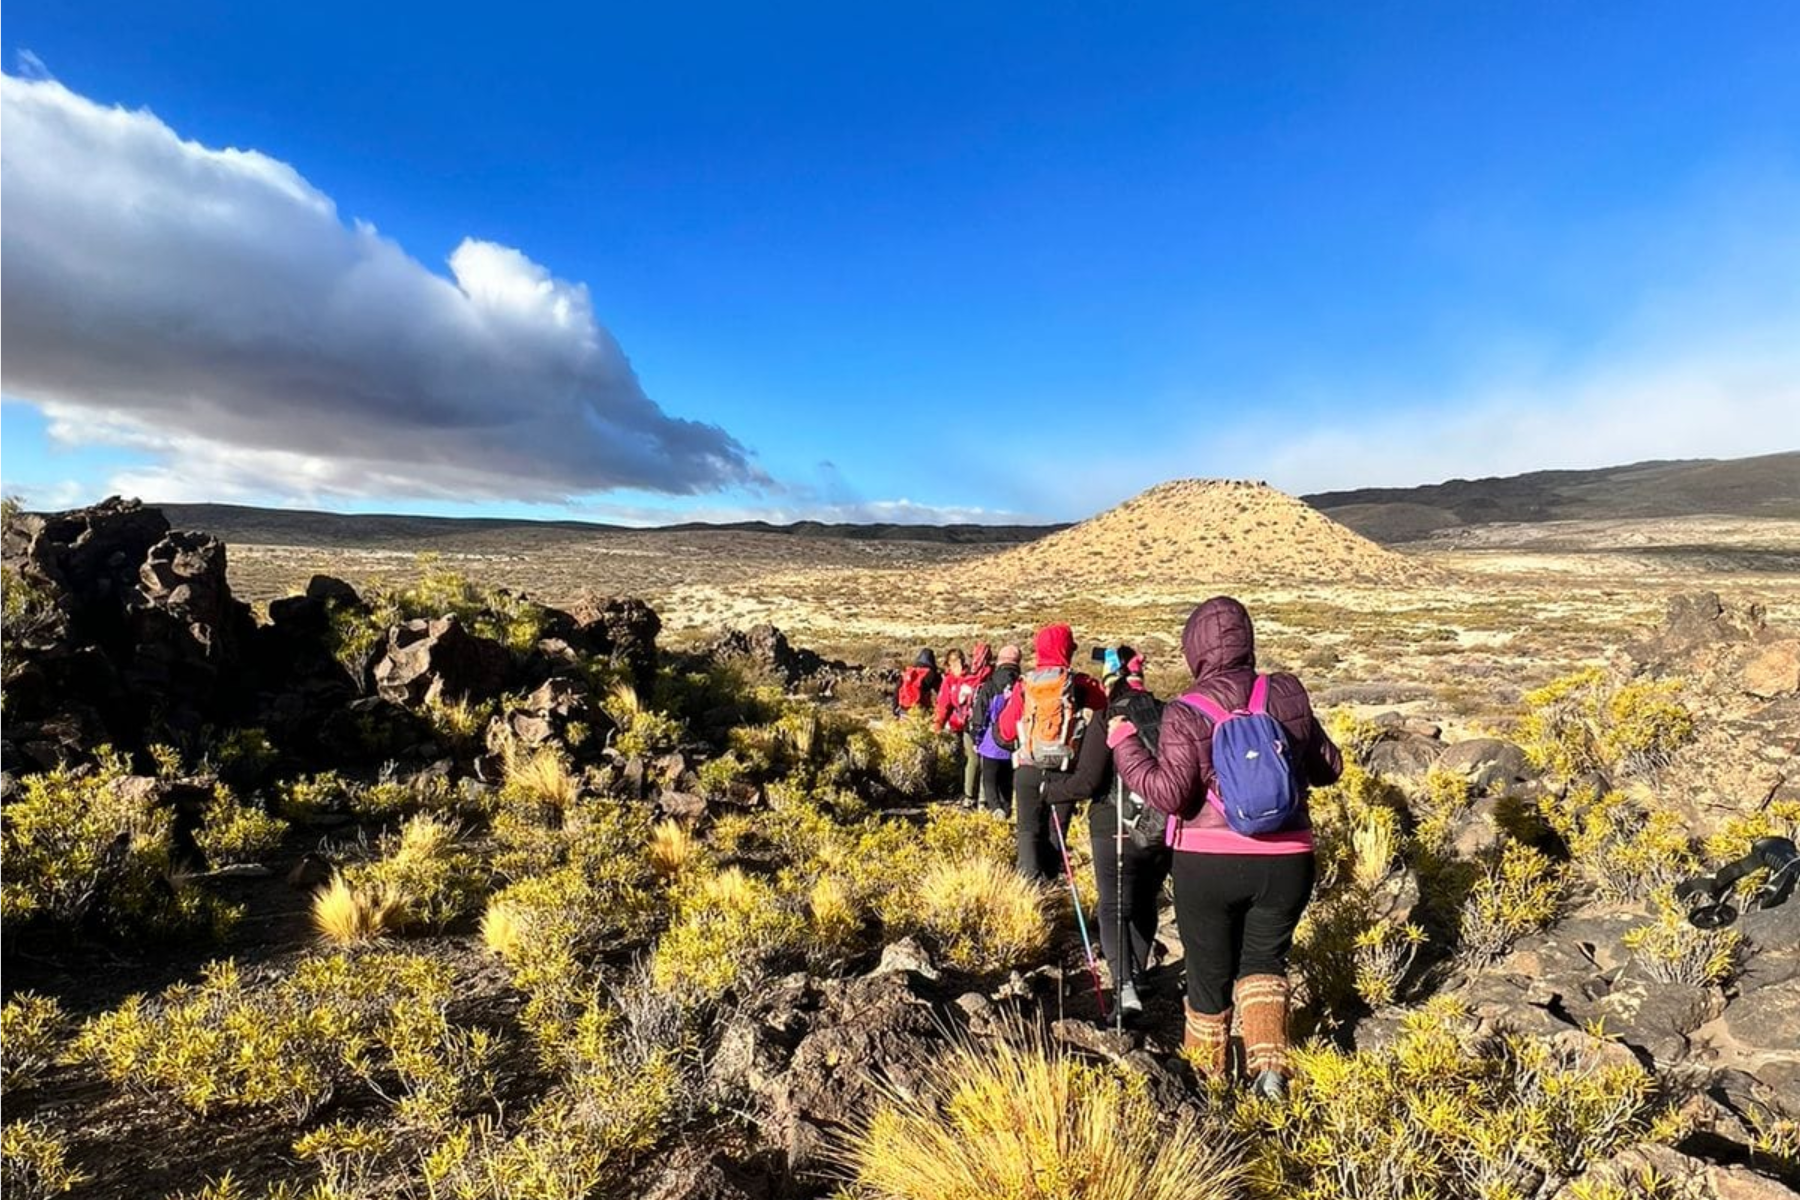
[995,684,1025,745]
[932,675,957,730]
[1042,719,1110,806]
[1302,715,1343,787]
[1112,701,1211,818]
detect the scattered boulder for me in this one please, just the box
[1365,731,1444,779]
[1742,640,1800,699]
[1436,737,1534,791]
[373,616,513,706]
[485,677,613,756]
[565,592,661,691]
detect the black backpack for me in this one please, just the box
[1108,690,1168,849]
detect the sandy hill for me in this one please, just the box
[1304,451,1800,543]
[973,478,1423,590]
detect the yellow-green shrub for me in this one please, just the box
[1457,842,1566,964]
[1,993,69,1095]
[613,709,685,760]
[0,751,210,936]
[649,867,805,1004]
[196,784,288,866]
[868,711,953,799]
[842,1032,1242,1200]
[1517,669,1693,781]
[1622,892,1741,986]
[1352,920,1426,1009]
[71,952,462,1123]
[1228,997,1663,1199]
[347,814,485,931]
[276,771,354,822]
[1702,799,1800,862]
[1,1119,89,1199]
[1538,789,1697,902]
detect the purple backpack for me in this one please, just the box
[1178,676,1301,835]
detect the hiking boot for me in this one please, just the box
[1117,979,1143,1020]
[1236,974,1291,1083]
[1251,1068,1287,1101]
[1182,1004,1230,1078]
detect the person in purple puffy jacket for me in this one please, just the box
[1108,596,1342,1096]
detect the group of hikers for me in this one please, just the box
[893,596,1343,1098]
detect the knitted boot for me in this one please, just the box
[1235,974,1291,1094]
[1182,1003,1231,1079]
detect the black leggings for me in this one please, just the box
[1171,850,1315,1014]
[978,755,1014,817]
[1088,797,1173,982]
[1013,766,1072,881]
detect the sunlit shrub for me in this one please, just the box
[1538,789,1698,902]
[196,784,288,867]
[0,1119,89,1198]
[71,952,462,1123]
[1226,997,1664,1199]
[649,867,805,1005]
[346,813,486,931]
[1,993,70,1095]
[420,690,498,757]
[868,710,953,799]
[889,857,1051,974]
[1622,891,1741,986]
[1458,842,1566,964]
[1517,669,1693,781]
[1353,919,1426,1009]
[841,1031,1243,1200]
[0,750,215,936]
[1701,799,1800,862]
[614,708,686,760]
[276,771,354,822]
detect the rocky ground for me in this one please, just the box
[4,496,1800,1199]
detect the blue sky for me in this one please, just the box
[2,2,1796,523]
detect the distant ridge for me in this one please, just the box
[159,502,1064,548]
[972,478,1423,589]
[1304,452,1800,543]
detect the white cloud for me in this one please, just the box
[0,74,763,503]
[1259,327,1800,494]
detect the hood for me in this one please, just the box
[914,648,938,670]
[1033,623,1076,669]
[992,662,1021,687]
[969,642,993,676]
[1181,596,1255,680]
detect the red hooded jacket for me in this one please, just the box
[995,625,1109,750]
[934,642,994,732]
[1111,597,1341,854]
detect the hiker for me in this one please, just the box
[1043,648,1172,1020]
[995,624,1108,880]
[970,644,1022,815]
[1109,596,1341,1094]
[894,648,940,716]
[934,642,994,806]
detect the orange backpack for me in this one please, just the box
[1019,667,1082,769]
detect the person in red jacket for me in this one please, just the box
[1109,596,1342,1095]
[934,642,993,806]
[996,623,1108,880]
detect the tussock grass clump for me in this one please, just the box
[344,813,486,931]
[901,858,1052,973]
[647,819,698,879]
[312,872,404,944]
[1,993,70,1095]
[842,1032,1242,1200]
[649,867,805,1005]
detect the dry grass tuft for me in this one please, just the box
[910,857,1051,973]
[503,744,581,812]
[311,873,403,944]
[647,820,697,879]
[843,1031,1242,1200]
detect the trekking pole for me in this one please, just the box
[1115,778,1126,1036]
[1050,804,1109,1020]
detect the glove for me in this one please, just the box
[1106,719,1139,748]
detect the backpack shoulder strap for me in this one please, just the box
[1177,691,1231,724]
[1247,675,1270,715]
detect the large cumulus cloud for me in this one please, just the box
[0,74,763,502]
